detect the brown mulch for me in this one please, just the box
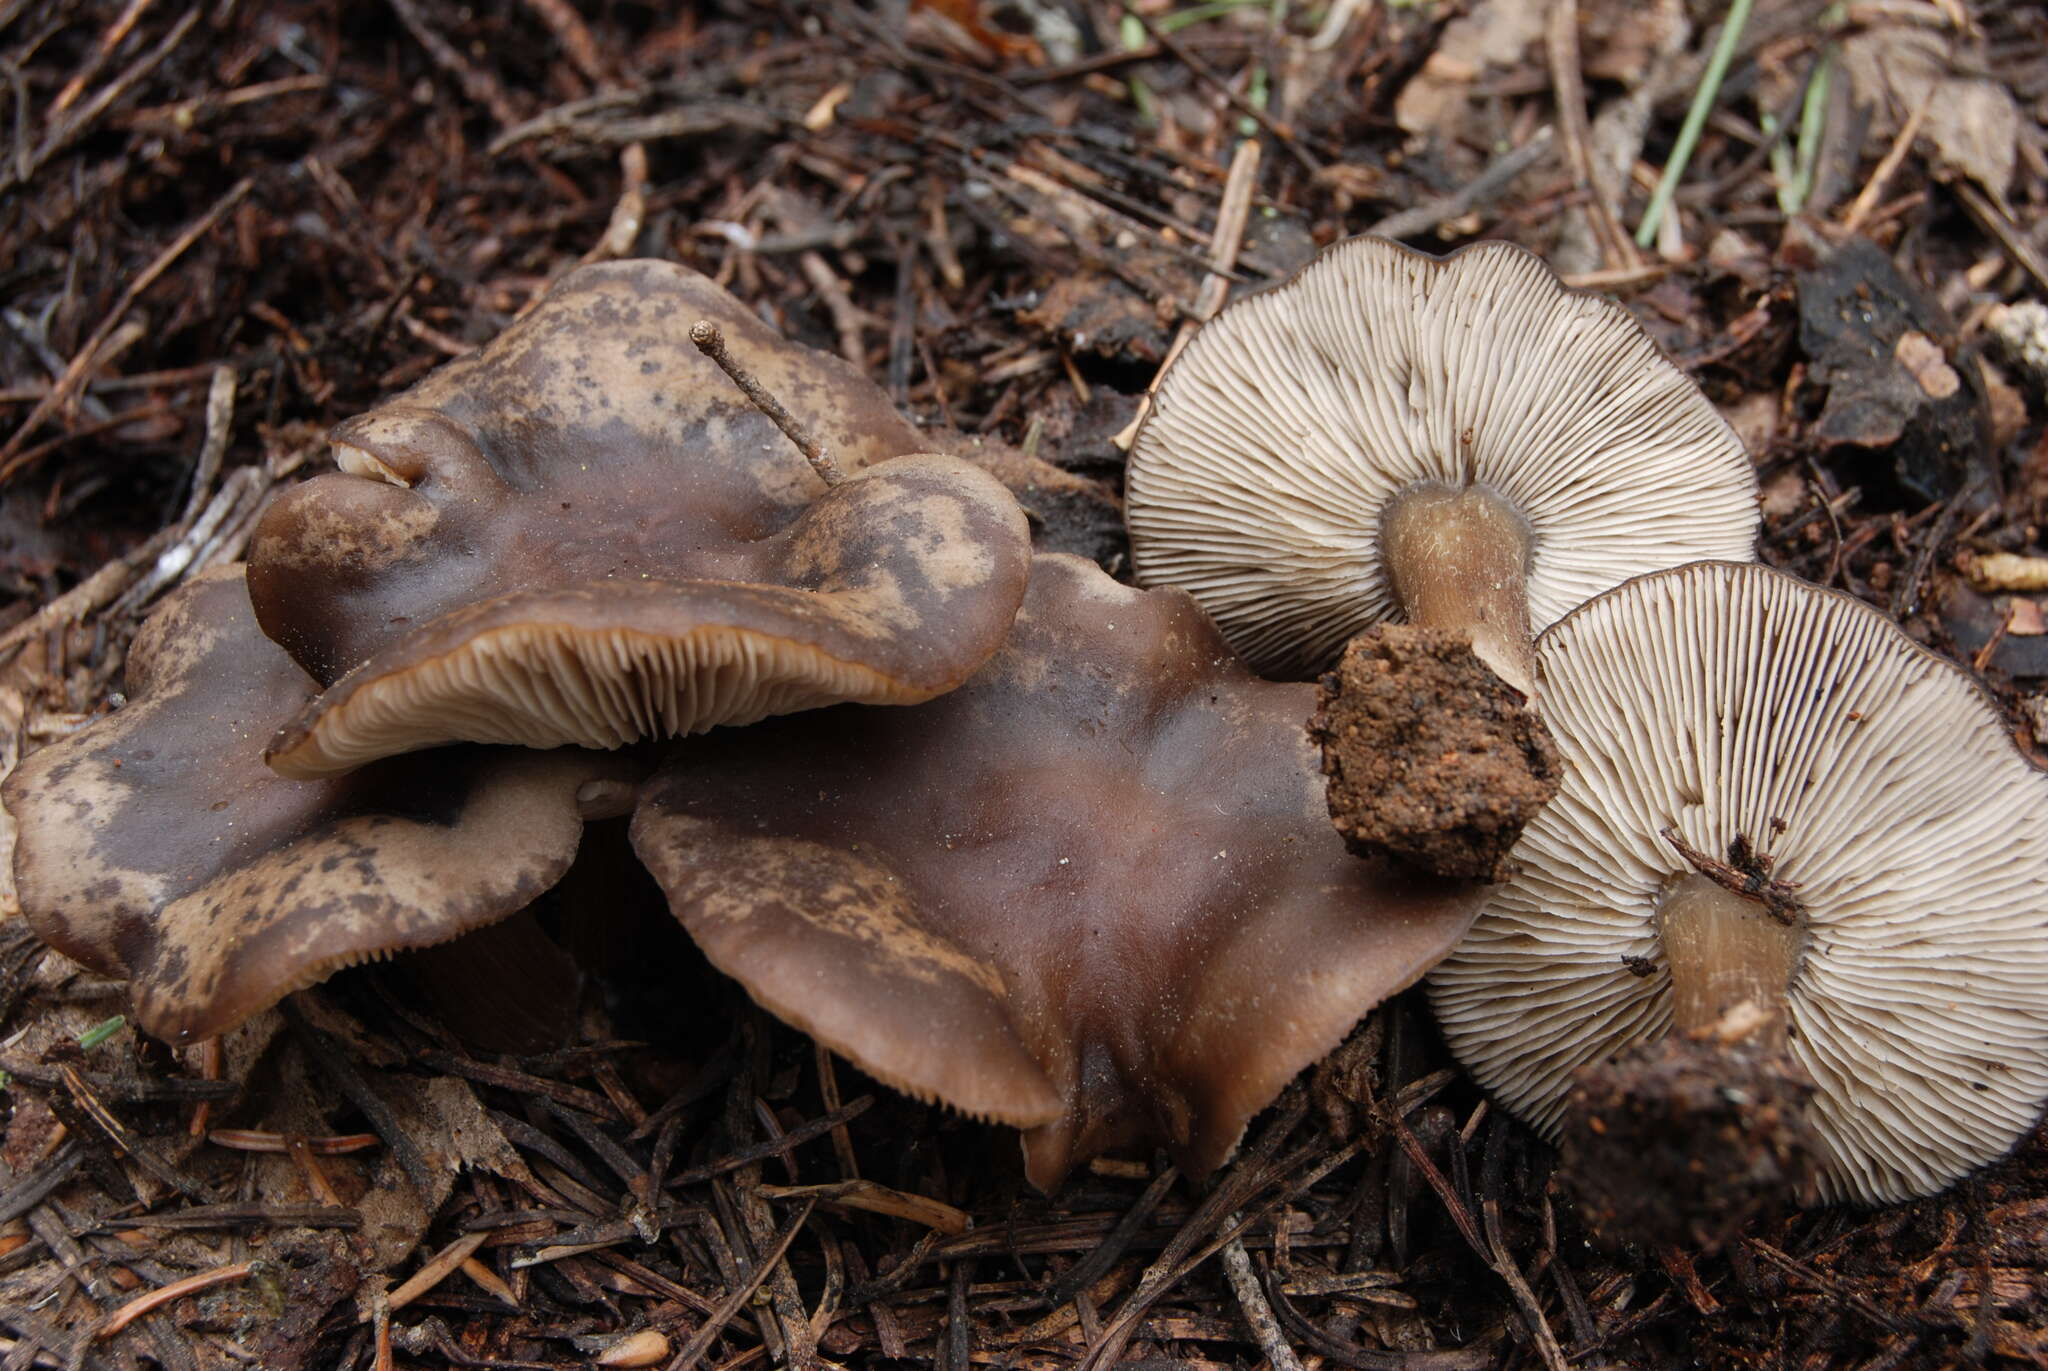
[3,1,2048,1368]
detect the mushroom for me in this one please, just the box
[631,553,1490,1188]
[1124,236,1758,696]
[1426,560,2048,1206]
[3,566,633,1045]
[247,260,1031,778]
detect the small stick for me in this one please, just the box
[371,1283,393,1371]
[1114,138,1262,451]
[1134,14,1322,175]
[286,1133,349,1209]
[522,0,610,87]
[1547,0,1638,271]
[664,1199,817,1371]
[1369,126,1557,239]
[1954,180,2048,297]
[689,321,843,487]
[814,1044,860,1181]
[51,0,159,115]
[0,525,175,662]
[581,141,648,263]
[1219,1230,1304,1371]
[460,1255,520,1308]
[187,1036,223,1138]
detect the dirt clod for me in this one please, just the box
[1311,625,1559,882]
[1560,1031,1823,1253]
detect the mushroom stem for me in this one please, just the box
[690,321,845,487]
[1657,873,1805,1051]
[1379,482,1538,698]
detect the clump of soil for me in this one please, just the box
[1311,625,1559,881]
[1559,1025,1823,1253]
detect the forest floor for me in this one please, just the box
[2,1,2048,1368]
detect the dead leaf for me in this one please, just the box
[1939,577,2048,676]
[401,1074,539,1192]
[348,1074,509,1271]
[757,1178,971,1234]
[1720,393,1783,466]
[1839,25,2019,197]
[907,0,1044,67]
[1796,237,1986,500]
[1758,467,1805,520]
[1394,0,1547,138]
[1578,0,1686,84]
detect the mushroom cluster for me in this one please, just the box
[4,566,634,1046]
[5,254,1497,1189]
[7,258,1038,1044]
[21,233,2045,1216]
[1126,233,2048,1213]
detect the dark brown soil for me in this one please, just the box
[1312,625,1560,882]
[1560,1030,1824,1255]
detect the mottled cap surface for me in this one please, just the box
[1428,561,2048,1204]
[1126,236,1758,676]
[633,553,1488,1189]
[246,260,1030,778]
[2,566,626,1044]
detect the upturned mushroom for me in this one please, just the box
[631,553,1490,1188]
[1427,560,2048,1208]
[3,567,634,1045]
[248,260,1031,779]
[1124,236,1759,697]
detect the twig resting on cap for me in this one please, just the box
[690,320,844,486]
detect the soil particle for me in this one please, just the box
[1559,1030,1823,1253]
[1311,625,1559,882]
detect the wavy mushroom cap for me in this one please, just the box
[245,260,1031,778]
[1126,236,1758,677]
[632,553,1488,1190]
[262,453,1031,778]
[1,567,629,1044]
[1427,561,2048,1204]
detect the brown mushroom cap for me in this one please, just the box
[251,259,929,682]
[263,453,1031,778]
[245,260,1030,778]
[632,553,1487,1189]
[1,566,630,1044]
